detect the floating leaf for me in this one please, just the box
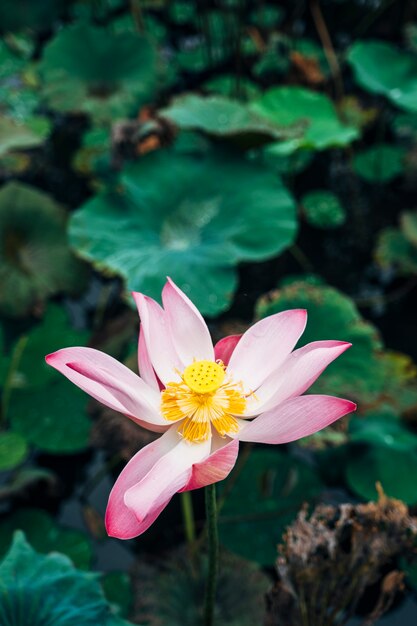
[0,114,50,157]
[0,182,88,317]
[9,379,91,453]
[346,446,417,504]
[160,94,296,148]
[0,431,28,470]
[70,147,297,316]
[15,304,89,389]
[39,23,156,123]
[301,190,346,228]
[219,449,322,565]
[353,144,406,183]
[0,509,92,570]
[347,40,417,113]
[251,86,359,152]
[0,532,131,626]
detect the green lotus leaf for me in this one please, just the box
[39,23,156,123]
[9,379,91,453]
[353,144,406,183]
[0,532,132,626]
[346,446,417,504]
[0,431,28,470]
[349,406,417,451]
[0,509,92,570]
[70,147,297,316]
[0,182,88,317]
[0,114,50,157]
[347,40,417,113]
[255,279,414,407]
[160,94,297,148]
[219,449,322,565]
[250,86,359,152]
[15,304,89,389]
[301,190,346,228]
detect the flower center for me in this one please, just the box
[160,360,246,443]
[183,360,226,394]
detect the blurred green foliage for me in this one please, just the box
[1,1,417,621]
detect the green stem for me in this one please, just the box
[204,484,219,626]
[180,491,196,546]
[1,335,28,424]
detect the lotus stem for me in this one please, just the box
[180,491,196,546]
[203,483,219,626]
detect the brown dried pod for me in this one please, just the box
[265,486,417,626]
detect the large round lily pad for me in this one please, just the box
[0,532,131,626]
[347,40,417,113]
[70,147,297,316]
[39,23,156,123]
[0,182,88,317]
[250,86,359,152]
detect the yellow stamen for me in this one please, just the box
[161,359,246,443]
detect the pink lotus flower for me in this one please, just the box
[46,278,356,539]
